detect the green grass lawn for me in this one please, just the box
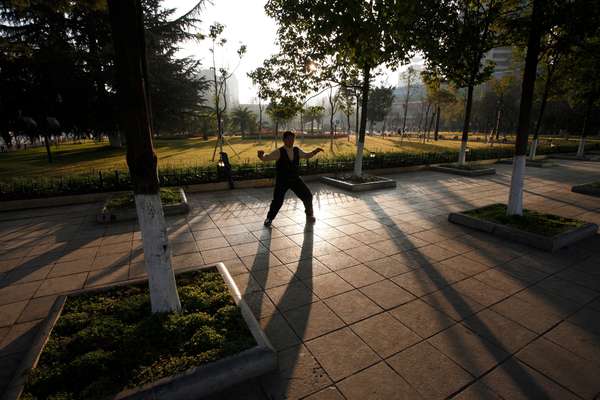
[0,135,514,181]
[2,133,594,182]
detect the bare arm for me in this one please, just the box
[257,149,280,162]
[298,147,324,159]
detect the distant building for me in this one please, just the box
[198,69,240,110]
[485,46,517,77]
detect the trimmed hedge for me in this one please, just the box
[1,143,597,201]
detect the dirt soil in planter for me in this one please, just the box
[23,269,255,400]
[334,174,389,183]
[106,187,182,210]
[463,203,586,237]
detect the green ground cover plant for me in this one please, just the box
[463,203,586,236]
[106,187,183,209]
[22,269,255,400]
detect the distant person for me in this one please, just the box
[258,131,323,227]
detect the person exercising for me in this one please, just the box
[258,131,324,227]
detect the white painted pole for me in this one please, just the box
[529,138,538,160]
[576,136,586,158]
[135,193,181,313]
[507,155,526,216]
[354,140,365,177]
[458,141,467,165]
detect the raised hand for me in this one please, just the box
[257,150,265,159]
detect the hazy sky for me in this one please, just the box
[163,0,423,104]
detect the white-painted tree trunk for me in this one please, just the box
[507,155,526,216]
[354,140,365,177]
[458,141,467,165]
[529,138,538,160]
[135,193,181,313]
[576,136,586,158]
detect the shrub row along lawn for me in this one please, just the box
[23,269,255,400]
[1,137,598,201]
[105,187,182,210]
[463,203,586,236]
[0,135,516,179]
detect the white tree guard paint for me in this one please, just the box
[577,136,586,158]
[354,140,365,177]
[507,155,526,216]
[529,138,538,160]
[458,141,467,165]
[135,193,182,313]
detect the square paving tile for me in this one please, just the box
[567,307,600,336]
[201,247,239,264]
[344,245,386,263]
[260,344,332,400]
[544,321,600,366]
[335,264,384,288]
[351,313,420,358]
[388,341,473,400]
[285,258,331,281]
[306,327,379,382]
[265,281,317,312]
[364,257,415,278]
[303,387,345,400]
[429,324,510,377]
[324,290,382,325]
[308,273,354,299]
[85,265,129,287]
[421,287,486,322]
[480,358,580,400]
[34,272,87,297]
[16,296,56,324]
[451,278,511,307]
[359,279,415,310]
[0,301,27,328]
[337,361,420,400]
[461,309,537,354]
[471,269,528,295]
[284,301,344,341]
[516,338,600,399]
[251,265,296,290]
[258,312,300,351]
[316,252,361,272]
[388,299,455,339]
[440,255,489,277]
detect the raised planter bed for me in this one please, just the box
[97,187,189,223]
[430,164,496,176]
[320,174,397,192]
[496,158,558,168]
[449,204,598,252]
[572,182,600,197]
[8,263,276,400]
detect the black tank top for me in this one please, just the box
[276,146,300,178]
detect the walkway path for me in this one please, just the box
[1,160,599,399]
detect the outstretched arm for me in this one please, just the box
[298,147,324,159]
[257,149,279,162]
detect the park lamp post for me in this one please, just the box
[108,0,181,313]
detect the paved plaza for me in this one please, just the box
[1,160,600,399]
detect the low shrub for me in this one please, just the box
[2,142,597,201]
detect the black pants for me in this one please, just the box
[267,177,313,220]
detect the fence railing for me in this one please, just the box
[1,143,596,201]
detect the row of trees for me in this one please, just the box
[0,0,209,150]
[251,0,599,216]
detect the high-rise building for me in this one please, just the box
[198,69,240,110]
[485,47,516,77]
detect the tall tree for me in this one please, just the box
[400,66,418,136]
[304,105,325,134]
[264,0,418,177]
[419,0,505,165]
[231,106,255,137]
[327,85,340,150]
[108,0,180,313]
[506,0,543,216]
[422,69,456,141]
[367,86,394,134]
[266,96,301,146]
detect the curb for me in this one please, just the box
[448,212,598,252]
[571,183,600,197]
[320,175,397,192]
[3,263,276,400]
[430,165,496,177]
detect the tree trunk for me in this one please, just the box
[507,0,542,216]
[427,107,435,142]
[576,98,593,158]
[354,65,370,177]
[43,134,53,163]
[458,84,474,165]
[355,96,360,144]
[258,99,263,144]
[434,105,440,141]
[108,0,181,313]
[275,121,279,147]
